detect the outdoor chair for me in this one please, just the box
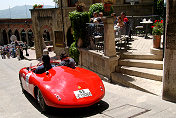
[114,23,130,50]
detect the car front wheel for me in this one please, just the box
[37,89,48,112]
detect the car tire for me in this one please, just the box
[19,75,25,93]
[37,89,48,112]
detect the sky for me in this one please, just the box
[0,0,56,10]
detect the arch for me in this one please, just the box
[66,26,74,47]
[21,29,26,42]
[42,30,50,42]
[14,29,20,41]
[8,29,13,43]
[2,30,8,45]
[27,29,34,47]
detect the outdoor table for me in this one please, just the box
[140,20,153,39]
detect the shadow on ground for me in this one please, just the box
[24,91,109,118]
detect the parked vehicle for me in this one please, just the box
[19,62,105,112]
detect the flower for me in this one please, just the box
[33,4,44,9]
[152,20,163,35]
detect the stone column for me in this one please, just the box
[162,0,176,102]
[102,16,117,57]
[31,10,43,59]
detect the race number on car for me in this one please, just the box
[74,89,92,99]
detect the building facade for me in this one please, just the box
[0,0,154,58]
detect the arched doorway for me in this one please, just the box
[43,30,50,41]
[27,29,34,47]
[21,29,26,42]
[67,27,74,47]
[2,30,8,45]
[8,29,13,43]
[14,30,20,41]
[43,30,51,46]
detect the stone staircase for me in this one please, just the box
[112,48,163,96]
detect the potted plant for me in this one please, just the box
[33,4,38,9]
[33,4,43,9]
[152,20,163,49]
[38,4,44,8]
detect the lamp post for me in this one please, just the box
[130,0,135,35]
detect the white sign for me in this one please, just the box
[74,89,92,99]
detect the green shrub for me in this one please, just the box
[69,42,80,63]
[89,3,114,17]
[69,11,90,47]
[89,3,104,17]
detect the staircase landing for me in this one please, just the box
[113,35,163,95]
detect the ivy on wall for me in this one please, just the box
[69,10,90,63]
[154,0,164,18]
[89,3,114,17]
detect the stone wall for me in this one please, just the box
[31,8,63,58]
[79,49,119,78]
[113,4,153,16]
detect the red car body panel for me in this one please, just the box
[19,63,105,108]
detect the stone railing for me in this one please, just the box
[79,17,119,79]
[86,23,104,52]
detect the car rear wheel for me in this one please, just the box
[37,89,48,112]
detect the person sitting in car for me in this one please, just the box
[35,54,52,74]
[59,52,76,69]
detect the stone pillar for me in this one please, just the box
[162,0,176,102]
[102,16,117,57]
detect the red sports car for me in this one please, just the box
[19,62,105,112]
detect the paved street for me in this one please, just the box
[0,57,176,118]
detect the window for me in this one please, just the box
[68,0,78,7]
[124,0,139,4]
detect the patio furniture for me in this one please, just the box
[140,19,153,39]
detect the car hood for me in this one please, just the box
[38,66,105,106]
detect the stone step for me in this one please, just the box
[116,66,163,81]
[111,72,162,96]
[120,52,163,61]
[119,59,163,70]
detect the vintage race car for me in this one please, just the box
[19,62,105,112]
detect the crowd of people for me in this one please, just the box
[90,11,130,38]
[90,11,129,27]
[0,40,29,60]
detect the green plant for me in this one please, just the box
[152,20,163,35]
[33,4,43,8]
[33,4,38,8]
[89,3,104,17]
[69,11,90,46]
[154,0,164,18]
[69,42,80,63]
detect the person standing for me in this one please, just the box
[19,45,24,60]
[23,41,29,56]
[120,12,128,23]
